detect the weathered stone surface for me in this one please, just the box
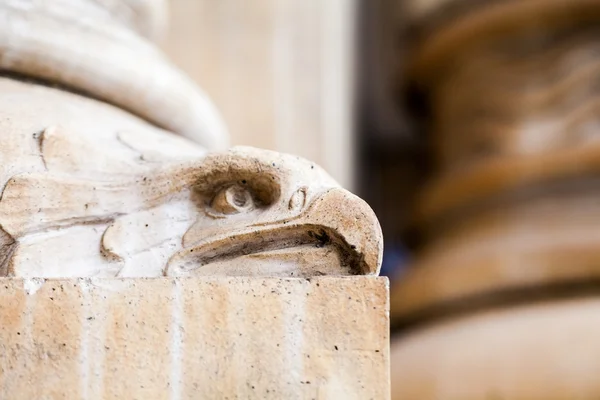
[0,276,389,400]
[0,77,382,279]
[0,2,388,399]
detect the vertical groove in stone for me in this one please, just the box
[169,278,184,400]
[0,277,389,399]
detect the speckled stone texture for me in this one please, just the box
[0,276,389,399]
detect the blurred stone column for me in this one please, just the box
[390,0,600,398]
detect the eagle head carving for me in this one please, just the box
[0,126,382,278]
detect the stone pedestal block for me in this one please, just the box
[0,276,389,400]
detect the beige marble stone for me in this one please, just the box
[0,276,389,400]
[0,2,388,399]
[0,1,382,279]
[0,77,382,279]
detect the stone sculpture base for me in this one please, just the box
[0,276,389,399]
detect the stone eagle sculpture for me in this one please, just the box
[0,0,382,278]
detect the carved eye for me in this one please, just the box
[210,185,254,215]
[288,187,307,211]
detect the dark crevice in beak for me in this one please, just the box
[166,224,369,277]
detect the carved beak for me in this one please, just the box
[164,188,382,277]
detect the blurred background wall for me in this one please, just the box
[161,0,356,190]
